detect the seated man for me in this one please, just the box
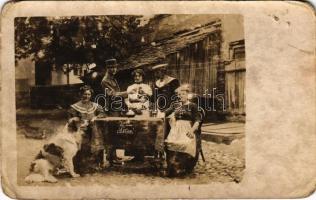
[126,68,152,117]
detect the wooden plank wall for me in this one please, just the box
[166,31,221,96]
[225,60,246,115]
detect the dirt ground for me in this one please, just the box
[17,117,245,186]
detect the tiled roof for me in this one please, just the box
[119,20,221,71]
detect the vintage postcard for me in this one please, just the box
[1,1,315,199]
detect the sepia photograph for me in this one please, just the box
[15,14,245,186]
[2,1,315,199]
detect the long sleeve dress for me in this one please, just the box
[68,100,105,172]
[164,101,202,176]
[154,76,180,112]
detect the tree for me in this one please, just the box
[15,16,142,68]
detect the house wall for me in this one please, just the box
[225,61,246,110]
[144,15,245,120]
[224,42,246,120]
[15,58,35,107]
[51,68,82,85]
[145,15,244,86]
[15,59,82,89]
[221,15,245,60]
[15,57,35,92]
[144,15,244,46]
[221,16,245,120]
[15,58,83,107]
[145,15,219,42]
[166,31,221,95]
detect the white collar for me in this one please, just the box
[71,101,98,114]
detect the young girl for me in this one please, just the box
[126,69,152,117]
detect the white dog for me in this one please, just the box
[25,118,86,183]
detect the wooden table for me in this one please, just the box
[95,117,166,153]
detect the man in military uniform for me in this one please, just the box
[101,59,126,165]
[101,59,127,111]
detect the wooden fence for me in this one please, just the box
[30,83,84,108]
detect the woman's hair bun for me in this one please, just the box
[132,68,145,77]
[80,85,94,95]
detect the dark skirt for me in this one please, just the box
[73,126,104,174]
[166,150,198,177]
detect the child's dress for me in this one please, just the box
[126,83,152,116]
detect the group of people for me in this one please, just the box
[68,59,203,177]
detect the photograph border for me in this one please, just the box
[1,1,315,199]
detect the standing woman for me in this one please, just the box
[152,63,180,112]
[68,85,106,174]
[163,84,202,176]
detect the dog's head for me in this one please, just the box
[68,117,90,132]
[67,117,82,132]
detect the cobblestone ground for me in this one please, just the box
[192,140,245,183]
[17,118,245,186]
